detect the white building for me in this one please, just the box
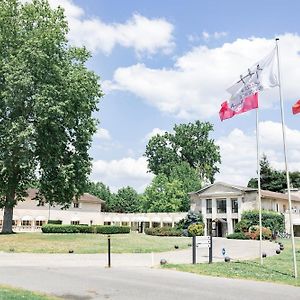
[0,188,186,232]
[189,182,300,237]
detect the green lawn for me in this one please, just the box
[0,285,60,300]
[0,232,190,254]
[163,238,300,286]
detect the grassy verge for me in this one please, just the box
[0,285,60,300]
[0,232,190,254]
[163,239,300,286]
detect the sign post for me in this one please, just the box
[192,236,213,264]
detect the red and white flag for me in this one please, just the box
[220,48,278,121]
[292,100,300,115]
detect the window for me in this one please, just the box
[206,199,212,214]
[73,202,79,208]
[21,220,31,226]
[276,203,279,212]
[232,219,239,231]
[71,221,80,225]
[0,220,2,226]
[231,198,238,213]
[217,199,227,213]
[35,220,45,227]
[283,204,287,212]
[104,221,111,225]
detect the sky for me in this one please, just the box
[43,0,300,192]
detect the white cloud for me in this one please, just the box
[95,128,111,140]
[143,128,166,142]
[46,0,174,55]
[202,31,228,41]
[106,34,300,119]
[91,157,154,192]
[216,121,300,186]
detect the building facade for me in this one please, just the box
[189,182,300,237]
[0,189,186,232]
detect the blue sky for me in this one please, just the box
[46,0,300,192]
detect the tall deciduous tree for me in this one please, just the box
[110,186,140,213]
[142,174,185,212]
[86,182,112,211]
[0,0,102,233]
[144,121,221,183]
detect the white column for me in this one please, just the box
[226,198,233,234]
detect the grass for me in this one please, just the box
[0,285,60,300]
[163,238,300,286]
[0,232,190,254]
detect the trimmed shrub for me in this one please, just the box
[227,232,250,239]
[234,219,251,233]
[245,226,272,240]
[42,224,130,234]
[241,210,284,233]
[187,223,204,236]
[93,225,130,234]
[47,220,62,225]
[145,227,182,236]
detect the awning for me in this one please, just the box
[71,216,80,222]
[35,216,46,221]
[112,216,121,222]
[151,216,161,223]
[121,216,130,222]
[22,215,33,221]
[293,219,300,225]
[162,216,172,223]
[13,215,20,220]
[213,218,227,224]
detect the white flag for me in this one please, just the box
[226,48,278,113]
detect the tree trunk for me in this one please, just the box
[2,205,14,234]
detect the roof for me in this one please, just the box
[26,188,105,204]
[190,182,257,195]
[189,182,300,202]
[261,190,300,202]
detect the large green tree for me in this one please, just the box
[0,0,102,233]
[86,182,112,212]
[110,186,141,213]
[247,154,300,192]
[142,174,185,212]
[144,121,221,183]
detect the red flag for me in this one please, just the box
[219,93,258,121]
[292,100,300,115]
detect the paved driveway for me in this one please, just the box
[0,238,295,300]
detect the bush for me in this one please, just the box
[234,219,251,233]
[176,211,204,230]
[47,220,62,225]
[241,210,284,233]
[245,226,272,240]
[187,223,204,236]
[93,225,130,234]
[227,232,250,239]
[42,224,130,234]
[145,227,182,236]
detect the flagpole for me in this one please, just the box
[256,108,263,265]
[275,38,298,278]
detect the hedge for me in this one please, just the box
[145,227,182,236]
[42,224,130,234]
[47,220,62,225]
[227,232,250,240]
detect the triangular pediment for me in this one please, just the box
[191,182,256,198]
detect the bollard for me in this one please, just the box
[192,236,196,264]
[108,235,111,268]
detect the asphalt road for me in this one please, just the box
[0,239,297,300]
[0,265,299,300]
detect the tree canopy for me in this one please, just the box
[0,0,102,233]
[144,121,221,183]
[247,154,300,192]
